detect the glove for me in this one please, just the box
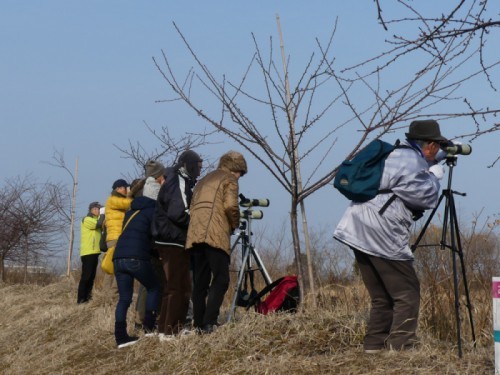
[429,164,445,180]
[99,207,105,215]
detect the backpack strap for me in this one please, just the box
[245,277,283,310]
[376,140,418,215]
[378,194,398,215]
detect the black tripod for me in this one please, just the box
[411,156,476,358]
[227,215,272,323]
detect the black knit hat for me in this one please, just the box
[175,150,203,179]
[112,179,129,190]
[406,120,448,142]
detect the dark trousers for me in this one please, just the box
[77,253,100,303]
[114,258,161,324]
[191,245,230,328]
[134,256,165,324]
[157,245,192,335]
[353,249,420,350]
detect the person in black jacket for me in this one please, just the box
[112,196,160,349]
[152,150,202,341]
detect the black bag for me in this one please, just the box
[99,225,108,252]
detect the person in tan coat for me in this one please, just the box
[186,151,247,333]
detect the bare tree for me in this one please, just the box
[44,149,78,277]
[151,6,499,303]
[0,176,67,282]
[115,121,214,180]
[364,0,500,162]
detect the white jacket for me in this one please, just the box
[333,140,441,260]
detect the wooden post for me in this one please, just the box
[66,158,79,277]
[276,13,316,306]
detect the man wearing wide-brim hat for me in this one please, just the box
[334,119,448,353]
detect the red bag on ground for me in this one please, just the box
[253,275,300,315]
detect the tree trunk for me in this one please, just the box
[289,198,305,304]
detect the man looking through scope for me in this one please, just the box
[334,119,453,354]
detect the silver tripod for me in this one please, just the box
[227,210,272,323]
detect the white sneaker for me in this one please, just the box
[117,337,139,349]
[159,333,177,342]
[178,328,195,337]
[364,349,382,354]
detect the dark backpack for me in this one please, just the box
[334,139,409,203]
[247,276,300,315]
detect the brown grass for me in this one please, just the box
[0,274,494,375]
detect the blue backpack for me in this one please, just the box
[334,139,408,203]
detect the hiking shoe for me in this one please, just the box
[117,336,139,349]
[364,348,383,354]
[159,333,177,342]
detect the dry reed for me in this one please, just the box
[0,274,494,375]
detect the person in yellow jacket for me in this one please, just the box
[77,201,105,304]
[104,179,132,249]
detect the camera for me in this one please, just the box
[440,141,472,156]
[239,194,270,208]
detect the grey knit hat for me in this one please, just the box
[145,160,166,179]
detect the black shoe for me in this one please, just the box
[200,324,218,334]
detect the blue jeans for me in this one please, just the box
[114,258,161,323]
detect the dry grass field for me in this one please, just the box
[0,273,494,375]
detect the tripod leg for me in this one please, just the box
[412,193,445,251]
[250,246,272,285]
[227,244,252,323]
[450,193,476,347]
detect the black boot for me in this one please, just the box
[114,321,139,348]
[142,310,158,334]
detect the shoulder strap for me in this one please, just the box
[245,277,284,310]
[123,210,140,231]
[377,140,419,215]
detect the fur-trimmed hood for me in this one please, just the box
[217,151,247,176]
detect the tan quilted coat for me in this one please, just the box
[185,151,247,255]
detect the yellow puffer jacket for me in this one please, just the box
[186,151,246,255]
[80,215,103,256]
[104,192,132,243]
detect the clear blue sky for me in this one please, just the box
[1,1,498,264]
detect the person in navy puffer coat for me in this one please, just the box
[112,196,160,349]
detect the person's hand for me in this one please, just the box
[435,149,447,163]
[429,164,445,180]
[99,207,105,215]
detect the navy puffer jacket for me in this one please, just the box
[113,196,156,261]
